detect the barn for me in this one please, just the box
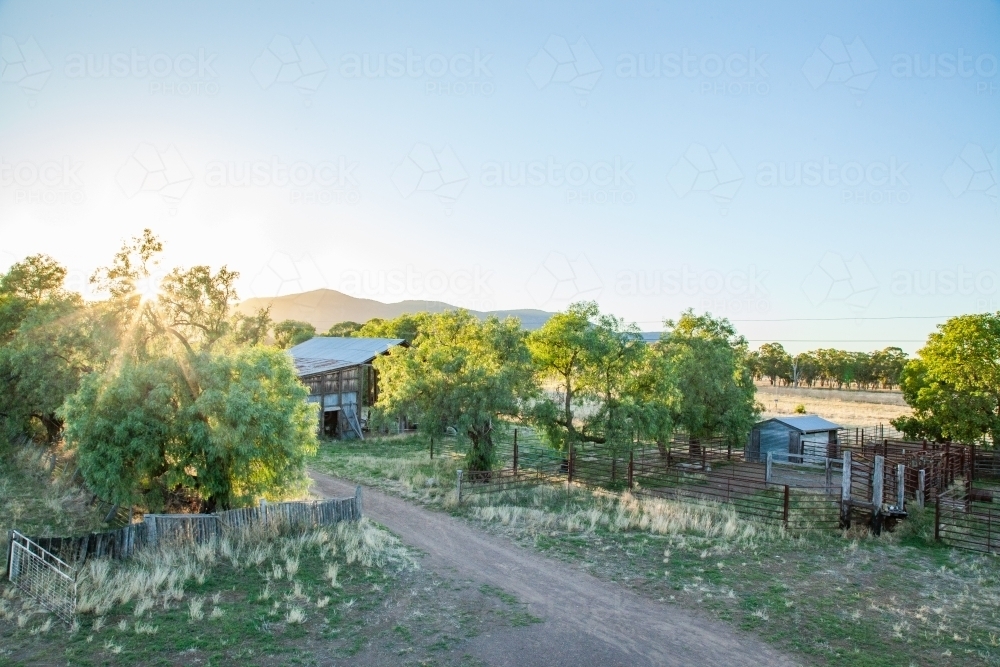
[746,415,841,463]
[287,337,404,439]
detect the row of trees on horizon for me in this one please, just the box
[748,343,909,391]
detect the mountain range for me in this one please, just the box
[237,289,555,333]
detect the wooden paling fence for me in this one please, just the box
[6,490,362,623]
[8,490,362,569]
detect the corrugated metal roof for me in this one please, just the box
[757,415,842,432]
[288,337,404,377]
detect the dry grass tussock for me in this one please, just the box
[469,484,781,549]
[73,518,411,617]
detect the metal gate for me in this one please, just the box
[6,530,77,623]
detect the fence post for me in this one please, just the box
[841,450,852,528]
[513,429,519,474]
[568,444,574,484]
[456,469,463,504]
[872,455,885,531]
[430,437,434,460]
[6,530,13,579]
[782,485,790,529]
[825,457,832,489]
[143,515,157,549]
[934,489,941,541]
[765,452,773,485]
[628,450,634,490]
[354,485,363,519]
[918,469,925,509]
[896,464,905,510]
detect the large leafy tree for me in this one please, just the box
[755,342,792,386]
[63,346,317,511]
[326,321,362,337]
[62,231,316,511]
[892,313,1000,447]
[357,313,428,343]
[654,311,759,446]
[373,310,535,471]
[527,302,600,449]
[528,302,674,451]
[273,319,316,349]
[0,255,116,442]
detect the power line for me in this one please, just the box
[742,339,926,343]
[634,315,959,324]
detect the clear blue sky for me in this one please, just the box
[1,0,997,352]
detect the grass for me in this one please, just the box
[0,443,109,571]
[756,383,912,429]
[312,433,1000,667]
[0,438,548,666]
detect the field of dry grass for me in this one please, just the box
[756,383,912,429]
[312,435,1000,667]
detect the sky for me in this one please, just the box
[0,0,998,353]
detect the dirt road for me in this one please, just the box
[310,471,801,667]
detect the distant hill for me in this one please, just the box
[237,289,555,332]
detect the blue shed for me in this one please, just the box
[746,415,841,463]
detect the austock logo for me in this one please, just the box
[116,143,193,208]
[942,143,998,206]
[480,156,635,205]
[248,252,329,299]
[802,35,877,105]
[802,252,878,310]
[204,156,361,205]
[526,252,602,308]
[527,35,603,104]
[64,47,220,96]
[615,48,769,97]
[0,35,52,98]
[1,156,85,205]
[667,143,743,214]
[252,35,327,94]
[391,143,468,210]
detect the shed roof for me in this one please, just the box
[756,415,841,433]
[288,337,404,377]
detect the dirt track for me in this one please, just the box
[310,471,801,667]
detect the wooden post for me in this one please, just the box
[782,485,790,528]
[513,429,519,474]
[934,489,941,541]
[872,455,885,530]
[628,450,634,490]
[354,485,363,519]
[825,457,832,489]
[144,515,157,549]
[841,450,852,528]
[918,469,925,509]
[896,464,905,509]
[765,452,773,485]
[430,436,434,459]
[456,469,463,503]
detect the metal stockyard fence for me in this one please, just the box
[936,484,999,555]
[6,531,77,623]
[450,426,999,545]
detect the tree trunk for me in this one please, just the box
[466,423,495,476]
